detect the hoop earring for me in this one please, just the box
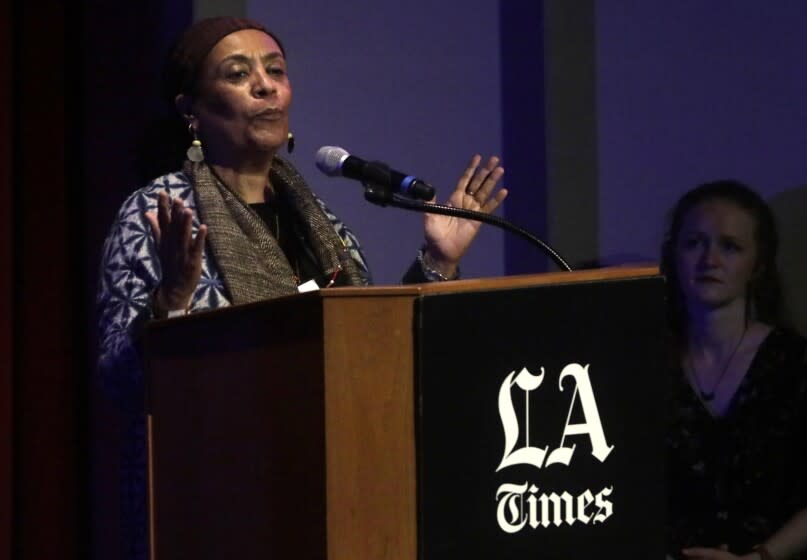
[186,124,204,162]
[287,132,295,154]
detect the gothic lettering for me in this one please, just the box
[497,364,614,471]
[546,364,614,466]
[497,368,549,471]
[496,483,615,533]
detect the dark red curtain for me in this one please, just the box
[5,1,85,558]
[2,2,190,559]
[81,4,190,557]
[1,1,14,556]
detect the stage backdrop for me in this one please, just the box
[244,0,510,283]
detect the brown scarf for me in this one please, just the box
[186,157,365,305]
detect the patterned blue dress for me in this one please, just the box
[96,170,372,560]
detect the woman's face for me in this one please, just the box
[189,29,291,161]
[675,198,759,313]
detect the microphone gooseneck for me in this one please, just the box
[315,146,573,272]
[384,193,572,272]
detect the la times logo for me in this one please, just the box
[495,365,615,533]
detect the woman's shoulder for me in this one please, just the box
[755,326,807,394]
[761,326,807,358]
[133,170,194,203]
[116,171,195,219]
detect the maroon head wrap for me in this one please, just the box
[162,16,284,103]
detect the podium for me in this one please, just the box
[145,267,668,559]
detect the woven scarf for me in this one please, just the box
[186,157,365,305]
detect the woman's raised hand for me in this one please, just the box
[144,191,207,314]
[422,154,508,278]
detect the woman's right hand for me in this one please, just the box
[144,191,208,315]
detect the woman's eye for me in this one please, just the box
[680,237,700,250]
[227,69,249,80]
[267,66,287,77]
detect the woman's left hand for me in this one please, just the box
[422,154,508,278]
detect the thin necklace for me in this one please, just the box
[272,203,301,284]
[687,325,748,402]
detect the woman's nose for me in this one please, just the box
[252,68,275,97]
[700,243,720,266]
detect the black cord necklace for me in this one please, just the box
[687,325,748,402]
[250,196,302,285]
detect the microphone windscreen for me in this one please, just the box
[315,146,349,176]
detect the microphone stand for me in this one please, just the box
[362,181,573,272]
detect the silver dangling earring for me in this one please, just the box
[286,131,295,154]
[186,123,204,162]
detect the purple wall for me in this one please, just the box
[246,0,506,283]
[194,1,807,306]
[596,1,807,330]
[597,2,807,257]
[236,0,807,324]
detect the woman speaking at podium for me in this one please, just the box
[96,16,507,560]
[663,181,807,560]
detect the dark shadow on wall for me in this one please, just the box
[499,1,549,274]
[769,185,807,337]
[80,4,192,560]
[544,0,600,270]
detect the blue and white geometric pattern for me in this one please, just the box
[97,170,371,409]
[96,170,372,560]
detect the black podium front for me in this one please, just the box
[416,274,667,559]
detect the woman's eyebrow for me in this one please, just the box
[260,52,285,63]
[219,54,253,66]
[218,52,284,67]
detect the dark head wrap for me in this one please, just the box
[162,16,284,104]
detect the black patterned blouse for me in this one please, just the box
[667,328,807,558]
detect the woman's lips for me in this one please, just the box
[252,108,283,121]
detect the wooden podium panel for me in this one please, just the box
[146,289,421,560]
[145,267,663,559]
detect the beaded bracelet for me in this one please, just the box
[417,248,459,282]
[152,289,191,319]
[166,307,190,318]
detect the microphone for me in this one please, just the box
[315,146,436,201]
